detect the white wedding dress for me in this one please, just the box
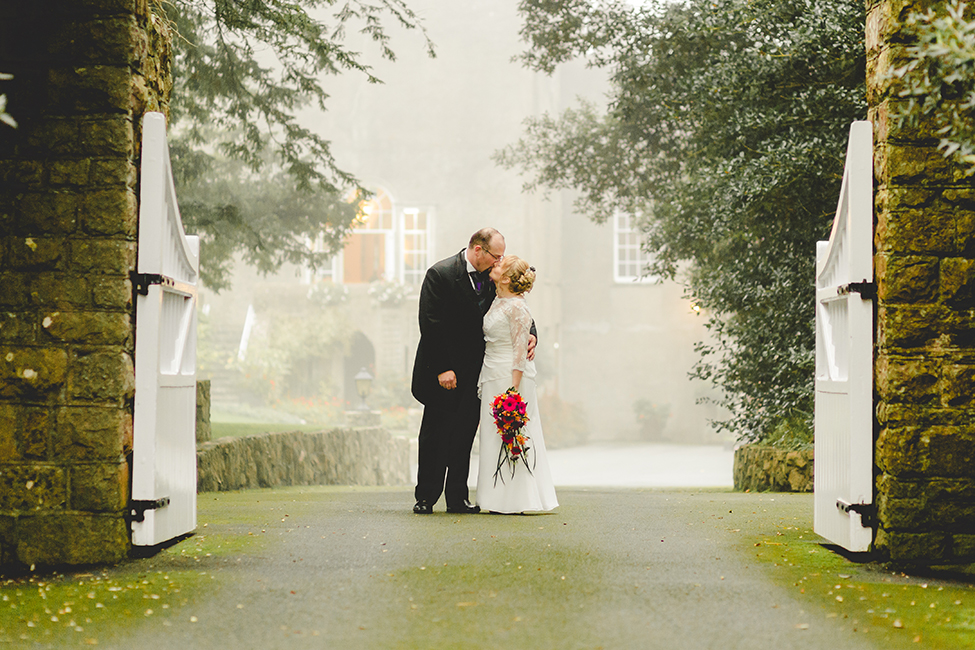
[476,297,558,513]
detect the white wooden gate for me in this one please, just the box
[131,112,200,546]
[814,120,874,552]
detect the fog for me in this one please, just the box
[197,1,731,476]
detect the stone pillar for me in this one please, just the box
[868,0,975,564]
[0,0,171,568]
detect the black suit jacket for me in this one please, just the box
[411,250,495,410]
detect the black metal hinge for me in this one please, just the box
[128,497,171,523]
[837,280,876,300]
[836,499,876,528]
[132,272,175,296]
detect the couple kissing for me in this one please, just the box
[411,227,558,516]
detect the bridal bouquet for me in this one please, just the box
[491,388,534,485]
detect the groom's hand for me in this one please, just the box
[527,335,537,361]
[438,370,457,390]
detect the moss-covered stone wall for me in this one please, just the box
[868,0,975,565]
[0,0,172,569]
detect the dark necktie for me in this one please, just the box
[470,271,484,294]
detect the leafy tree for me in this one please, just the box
[156,0,433,289]
[893,0,975,173]
[499,0,866,443]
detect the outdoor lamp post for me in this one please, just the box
[354,367,373,411]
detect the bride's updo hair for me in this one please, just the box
[500,256,535,295]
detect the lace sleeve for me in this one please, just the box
[508,301,533,372]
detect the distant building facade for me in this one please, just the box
[204,0,723,444]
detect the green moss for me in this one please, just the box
[745,519,975,647]
[0,566,209,645]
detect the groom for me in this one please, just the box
[411,228,532,514]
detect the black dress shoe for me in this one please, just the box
[413,500,433,514]
[446,500,481,514]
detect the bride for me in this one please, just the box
[476,256,558,514]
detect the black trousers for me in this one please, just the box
[414,385,480,507]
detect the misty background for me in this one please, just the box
[194,0,730,456]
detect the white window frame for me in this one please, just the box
[400,206,433,286]
[613,210,658,284]
[301,190,434,288]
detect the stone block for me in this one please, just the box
[70,239,136,275]
[24,118,80,158]
[875,354,939,403]
[55,406,130,460]
[875,253,939,303]
[50,16,144,66]
[876,304,945,349]
[29,273,93,310]
[943,365,975,407]
[48,65,132,114]
[0,272,31,309]
[4,235,67,271]
[876,425,922,474]
[877,496,927,529]
[879,530,951,563]
[0,346,68,398]
[41,310,132,346]
[0,159,44,190]
[22,407,51,459]
[923,427,975,477]
[876,473,926,500]
[91,275,133,310]
[886,143,952,185]
[15,514,129,566]
[70,462,128,512]
[81,188,137,236]
[90,158,136,186]
[940,257,975,308]
[0,310,36,343]
[49,159,91,187]
[0,465,67,511]
[0,515,13,568]
[0,404,17,460]
[79,116,134,159]
[67,349,135,403]
[17,191,79,235]
[875,205,955,255]
[929,501,975,532]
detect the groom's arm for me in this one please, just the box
[527,321,538,361]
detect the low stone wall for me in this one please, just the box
[197,428,410,492]
[733,445,814,492]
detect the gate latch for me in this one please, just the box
[836,499,876,528]
[837,280,876,300]
[128,497,171,523]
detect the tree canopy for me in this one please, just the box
[157,0,433,290]
[498,0,866,443]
